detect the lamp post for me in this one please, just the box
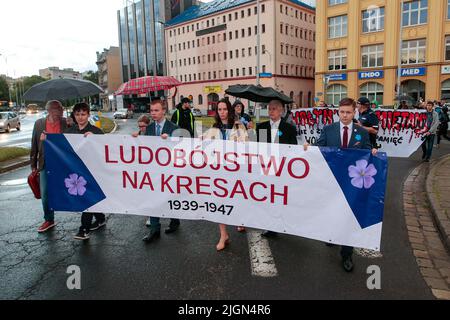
[397,0,405,103]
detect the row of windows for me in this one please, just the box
[279,4,315,24]
[171,45,266,68]
[280,23,315,41]
[177,66,264,82]
[281,44,315,59]
[280,65,315,78]
[328,0,432,39]
[327,38,429,70]
[175,64,314,83]
[326,82,383,106]
[168,5,266,37]
[169,25,266,53]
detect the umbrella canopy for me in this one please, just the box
[225,84,293,104]
[23,78,104,102]
[115,76,182,96]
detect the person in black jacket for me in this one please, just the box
[256,99,298,237]
[171,97,195,137]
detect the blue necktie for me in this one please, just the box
[156,124,161,136]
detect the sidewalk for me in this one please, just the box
[427,155,450,252]
[0,156,30,174]
[403,155,450,300]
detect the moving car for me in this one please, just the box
[192,108,203,117]
[0,112,21,133]
[114,109,133,119]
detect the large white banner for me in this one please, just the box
[45,135,388,250]
[292,108,428,158]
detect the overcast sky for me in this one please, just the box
[0,0,315,78]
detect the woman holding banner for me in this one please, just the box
[203,98,248,251]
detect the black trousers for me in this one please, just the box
[80,212,105,232]
[341,246,354,260]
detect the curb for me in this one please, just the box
[0,159,31,174]
[426,155,450,253]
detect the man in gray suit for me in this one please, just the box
[31,100,68,233]
[133,99,181,243]
[305,98,377,272]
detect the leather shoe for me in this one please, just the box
[342,257,354,272]
[143,230,160,243]
[165,224,179,234]
[261,230,277,237]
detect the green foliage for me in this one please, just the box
[0,77,9,101]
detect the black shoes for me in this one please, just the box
[261,230,278,237]
[342,257,354,272]
[90,220,106,231]
[165,224,180,234]
[74,230,90,241]
[143,230,160,243]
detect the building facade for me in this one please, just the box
[39,67,82,80]
[316,0,450,106]
[96,47,121,110]
[165,0,316,113]
[117,0,196,83]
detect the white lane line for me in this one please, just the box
[247,229,278,277]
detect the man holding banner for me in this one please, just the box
[305,98,378,272]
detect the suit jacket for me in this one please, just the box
[315,122,372,149]
[145,119,179,137]
[31,117,68,171]
[256,120,298,145]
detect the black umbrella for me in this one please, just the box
[23,78,104,102]
[225,84,293,104]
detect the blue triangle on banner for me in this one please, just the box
[45,134,106,212]
[319,147,388,229]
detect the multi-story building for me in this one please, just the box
[96,47,121,110]
[316,0,450,106]
[165,0,316,113]
[39,67,82,80]
[117,0,197,83]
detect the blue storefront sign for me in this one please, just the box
[326,73,347,81]
[401,67,426,77]
[259,73,273,78]
[359,70,384,80]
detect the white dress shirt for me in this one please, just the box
[339,122,353,147]
[155,119,166,135]
[270,119,281,143]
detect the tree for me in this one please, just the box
[0,77,9,101]
[22,75,47,93]
[83,71,99,85]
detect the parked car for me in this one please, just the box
[192,108,203,117]
[114,109,133,119]
[0,112,21,133]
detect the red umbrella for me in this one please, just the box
[115,76,182,95]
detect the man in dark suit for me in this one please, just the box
[135,99,181,243]
[305,97,378,272]
[257,99,298,237]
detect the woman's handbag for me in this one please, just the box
[28,170,41,199]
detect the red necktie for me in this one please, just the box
[342,126,349,148]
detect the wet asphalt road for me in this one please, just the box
[0,116,448,300]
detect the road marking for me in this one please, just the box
[0,178,28,186]
[247,230,278,277]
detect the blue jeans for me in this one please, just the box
[39,169,54,222]
[421,134,435,160]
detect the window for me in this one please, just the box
[235,30,239,39]
[361,44,384,68]
[236,68,239,77]
[362,7,385,33]
[281,44,284,54]
[328,15,348,39]
[280,23,283,34]
[224,70,228,78]
[241,10,244,18]
[229,31,232,40]
[328,0,347,6]
[242,29,245,37]
[262,24,266,33]
[248,27,252,36]
[198,95,203,105]
[249,67,252,75]
[236,49,239,58]
[402,0,428,27]
[242,48,245,57]
[242,68,246,76]
[262,4,265,13]
[229,14,232,21]
[326,84,347,105]
[224,33,227,41]
[448,0,450,19]
[360,82,384,105]
[248,8,251,16]
[446,36,450,60]
[249,47,252,56]
[235,12,238,20]
[328,49,347,70]
[401,39,426,64]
